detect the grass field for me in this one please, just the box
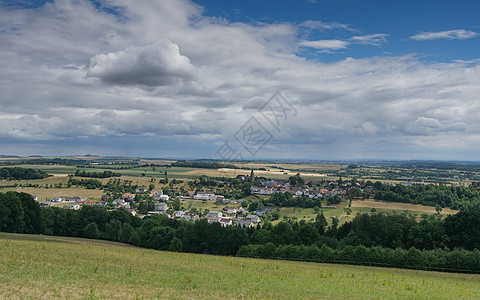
[1,233,479,299]
[351,199,458,215]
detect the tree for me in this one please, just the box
[0,192,25,233]
[315,212,328,233]
[271,222,293,245]
[444,210,480,250]
[169,237,183,252]
[172,198,181,211]
[83,222,100,239]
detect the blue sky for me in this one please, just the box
[194,0,480,62]
[0,0,479,160]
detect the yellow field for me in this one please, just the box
[8,187,104,201]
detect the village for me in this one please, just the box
[33,169,371,228]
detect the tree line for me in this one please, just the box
[1,191,480,273]
[74,169,121,178]
[374,182,480,211]
[0,167,50,180]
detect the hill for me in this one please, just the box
[0,233,479,299]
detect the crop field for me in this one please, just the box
[1,233,478,299]
[6,187,104,201]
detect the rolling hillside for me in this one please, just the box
[0,233,478,299]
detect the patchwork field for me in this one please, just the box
[0,233,478,299]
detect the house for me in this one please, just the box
[207,211,222,223]
[224,207,237,214]
[123,194,135,201]
[32,196,38,201]
[207,211,222,218]
[112,199,130,209]
[155,202,168,213]
[193,193,211,200]
[158,194,169,202]
[255,210,266,217]
[235,219,256,228]
[96,201,107,207]
[66,203,81,210]
[219,217,233,227]
[210,195,225,202]
[101,195,110,201]
[151,189,163,196]
[260,206,273,212]
[236,207,248,215]
[153,190,167,201]
[65,196,84,202]
[51,197,63,202]
[174,211,185,219]
[245,214,261,223]
[184,212,200,222]
[135,186,148,193]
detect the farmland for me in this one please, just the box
[1,156,475,223]
[1,233,479,299]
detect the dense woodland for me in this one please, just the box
[374,182,480,211]
[0,167,50,180]
[1,191,480,273]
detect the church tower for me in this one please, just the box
[250,168,254,183]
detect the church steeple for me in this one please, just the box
[250,168,254,183]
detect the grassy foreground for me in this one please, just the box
[0,233,478,299]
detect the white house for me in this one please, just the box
[207,211,222,223]
[51,197,62,203]
[112,199,130,209]
[235,219,256,228]
[174,211,185,219]
[219,217,233,227]
[155,202,168,213]
[66,203,81,210]
[135,186,148,193]
[158,194,169,202]
[184,212,200,222]
[193,194,211,200]
[246,214,261,223]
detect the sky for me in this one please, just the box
[0,0,479,160]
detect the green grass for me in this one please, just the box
[276,201,348,224]
[0,233,478,299]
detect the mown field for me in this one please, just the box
[0,233,478,299]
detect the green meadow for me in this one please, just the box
[0,233,478,299]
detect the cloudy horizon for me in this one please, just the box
[1,0,480,160]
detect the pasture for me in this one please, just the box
[0,233,478,299]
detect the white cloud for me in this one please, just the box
[299,20,351,32]
[87,40,196,86]
[298,39,349,50]
[410,29,478,41]
[350,33,388,45]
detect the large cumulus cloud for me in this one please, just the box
[87,40,195,86]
